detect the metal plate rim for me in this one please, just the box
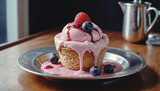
[17,46,146,80]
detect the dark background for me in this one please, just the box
[29,0,160,34]
[0,0,7,44]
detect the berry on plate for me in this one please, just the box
[104,64,114,74]
[49,54,59,64]
[90,66,101,76]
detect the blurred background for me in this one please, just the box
[0,0,160,44]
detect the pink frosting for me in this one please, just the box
[54,22,109,71]
[41,60,122,77]
[61,22,103,42]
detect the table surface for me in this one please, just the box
[0,27,160,91]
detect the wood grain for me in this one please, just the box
[0,28,160,91]
[0,27,63,50]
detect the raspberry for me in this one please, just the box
[74,12,91,25]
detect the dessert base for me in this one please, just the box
[59,47,106,70]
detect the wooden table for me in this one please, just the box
[0,27,160,91]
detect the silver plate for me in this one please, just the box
[17,46,146,80]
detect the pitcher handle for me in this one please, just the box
[147,7,159,34]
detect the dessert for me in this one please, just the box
[54,12,109,71]
[41,12,122,77]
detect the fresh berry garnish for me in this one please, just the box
[74,12,91,25]
[90,66,101,76]
[82,21,93,33]
[49,54,59,64]
[104,64,114,74]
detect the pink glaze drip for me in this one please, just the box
[88,33,93,41]
[41,60,122,77]
[54,22,109,71]
[67,26,71,41]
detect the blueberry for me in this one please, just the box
[49,54,59,64]
[104,64,114,74]
[82,21,93,33]
[90,66,101,76]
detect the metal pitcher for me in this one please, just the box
[119,0,160,43]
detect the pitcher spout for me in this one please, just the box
[118,1,125,13]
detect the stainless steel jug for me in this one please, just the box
[119,0,160,43]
